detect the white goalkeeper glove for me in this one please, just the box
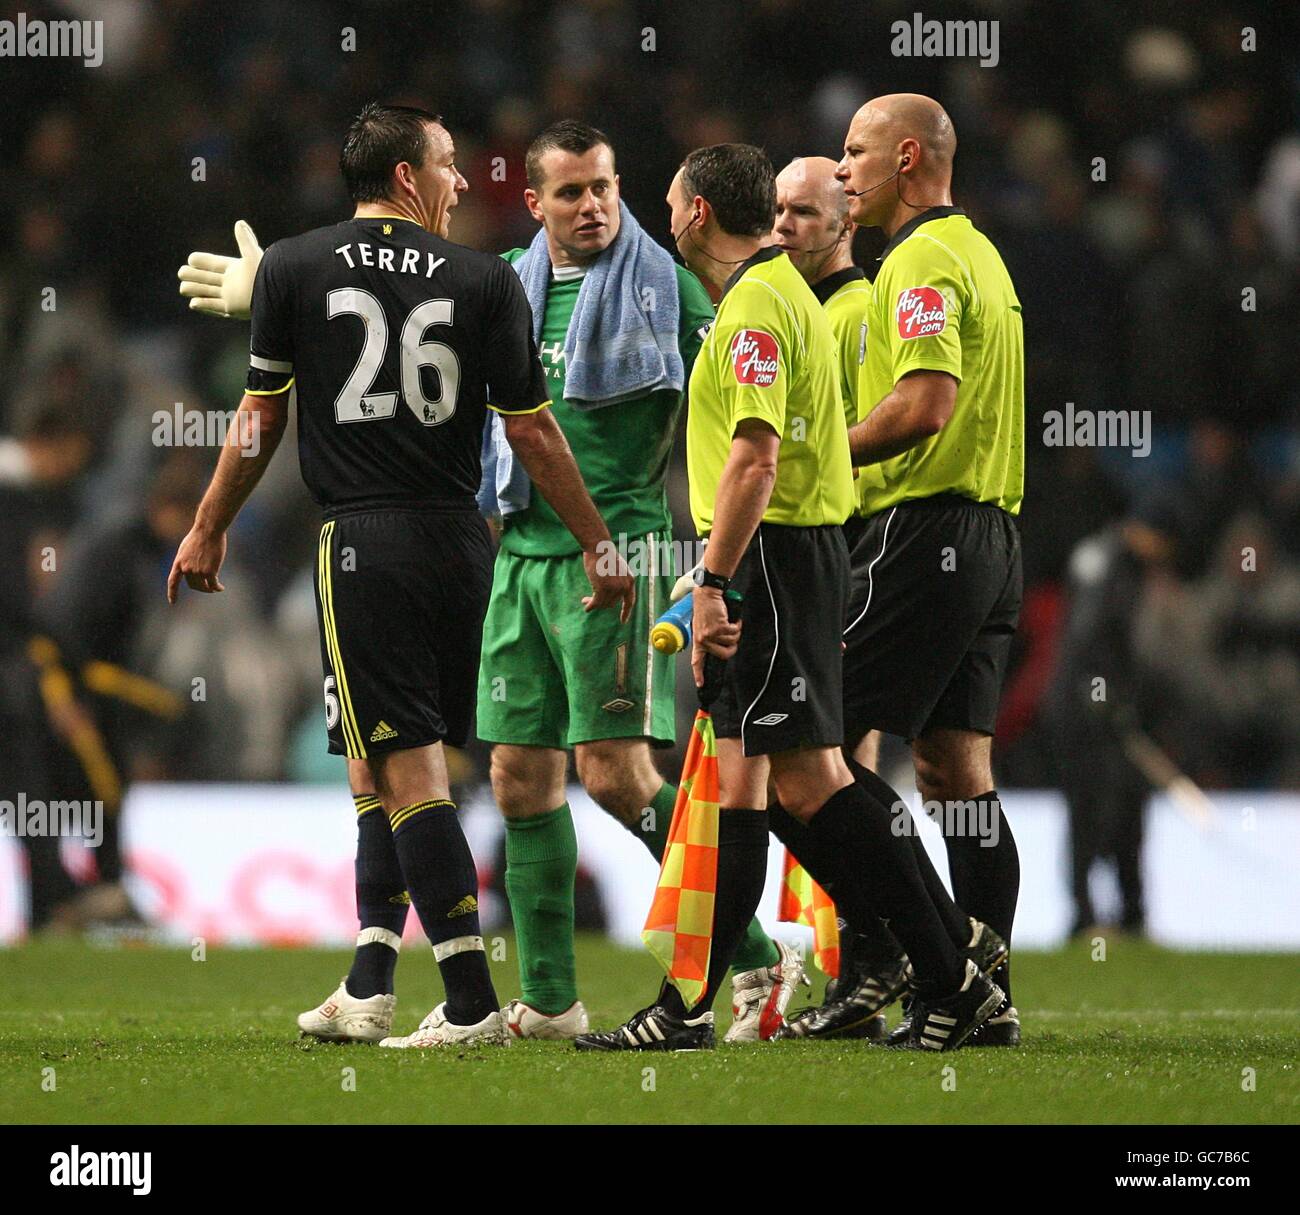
[177,220,262,319]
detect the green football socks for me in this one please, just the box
[504,803,579,1015]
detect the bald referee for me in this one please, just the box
[819,93,1025,1046]
[768,151,1005,1042]
[772,156,871,434]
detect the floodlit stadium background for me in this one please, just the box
[1,0,1297,948]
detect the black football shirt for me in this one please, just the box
[247,214,548,515]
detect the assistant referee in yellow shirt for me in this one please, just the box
[828,93,1025,1046]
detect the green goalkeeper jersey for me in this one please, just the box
[498,249,715,558]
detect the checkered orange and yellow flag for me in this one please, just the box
[778,850,841,977]
[641,711,720,1009]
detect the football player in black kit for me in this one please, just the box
[168,104,632,1048]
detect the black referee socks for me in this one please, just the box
[803,781,966,994]
[943,789,1019,1003]
[769,799,907,967]
[844,756,972,950]
[389,799,498,1024]
[661,809,769,1018]
[347,794,408,999]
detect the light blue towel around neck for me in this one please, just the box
[477,200,684,517]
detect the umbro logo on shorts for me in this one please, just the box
[602,697,635,713]
[752,713,789,726]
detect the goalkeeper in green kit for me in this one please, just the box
[179,119,800,1043]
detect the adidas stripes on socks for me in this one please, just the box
[389,798,498,1025]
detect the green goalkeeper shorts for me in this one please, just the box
[476,532,677,750]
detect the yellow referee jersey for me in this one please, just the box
[855,207,1024,517]
[813,266,872,430]
[686,247,855,535]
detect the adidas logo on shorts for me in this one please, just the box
[370,720,399,742]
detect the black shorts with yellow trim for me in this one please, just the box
[314,505,493,758]
[711,523,848,757]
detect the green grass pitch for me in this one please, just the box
[2,936,1295,1124]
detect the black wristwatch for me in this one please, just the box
[693,566,731,593]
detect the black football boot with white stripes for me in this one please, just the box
[774,952,910,1040]
[905,960,1003,1051]
[887,918,1009,1046]
[573,1005,715,1052]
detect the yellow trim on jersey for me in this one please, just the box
[486,398,552,416]
[246,377,295,397]
[317,521,366,759]
[356,213,421,227]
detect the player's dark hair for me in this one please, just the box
[340,102,444,203]
[525,120,615,191]
[680,143,776,237]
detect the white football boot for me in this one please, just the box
[502,998,590,1040]
[724,939,808,1042]
[379,1002,510,1049]
[297,979,396,1044]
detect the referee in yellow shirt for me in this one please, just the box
[823,93,1025,1046]
[576,143,1002,1053]
[772,156,872,435]
[768,151,1006,1043]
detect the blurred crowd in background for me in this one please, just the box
[2,1,1299,931]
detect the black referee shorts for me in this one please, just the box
[314,506,492,759]
[712,523,848,757]
[842,494,1022,742]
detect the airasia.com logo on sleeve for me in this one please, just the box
[896,287,947,339]
[731,329,780,386]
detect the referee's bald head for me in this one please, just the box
[859,93,956,173]
[837,93,956,230]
